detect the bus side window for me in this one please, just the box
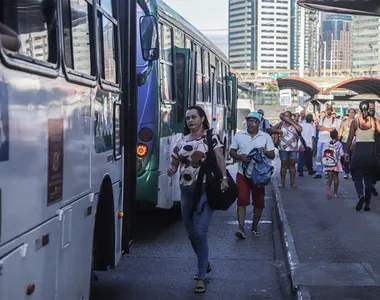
[203,50,210,103]
[62,0,94,75]
[174,28,184,48]
[159,23,174,102]
[195,44,203,102]
[216,59,223,105]
[97,0,119,83]
[1,0,58,64]
[185,36,191,50]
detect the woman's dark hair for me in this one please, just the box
[183,105,210,135]
[347,108,356,114]
[359,101,370,119]
[330,129,338,140]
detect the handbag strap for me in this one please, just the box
[192,129,214,216]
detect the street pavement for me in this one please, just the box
[273,159,380,299]
[91,164,292,300]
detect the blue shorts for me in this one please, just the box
[279,150,297,161]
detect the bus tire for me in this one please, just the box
[92,177,115,271]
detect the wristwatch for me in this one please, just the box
[222,176,228,181]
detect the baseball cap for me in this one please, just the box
[246,112,262,121]
[257,109,264,115]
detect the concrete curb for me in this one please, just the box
[271,176,310,300]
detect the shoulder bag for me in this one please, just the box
[194,130,237,213]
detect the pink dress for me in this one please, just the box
[323,141,344,173]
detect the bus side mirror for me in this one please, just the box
[139,15,159,62]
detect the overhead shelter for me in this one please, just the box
[324,78,380,96]
[297,0,380,16]
[277,77,322,98]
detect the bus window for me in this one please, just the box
[175,52,185,122]
[174,28,184,48]
[63,0,93,75]
[224,64,229,105]
[97,0,119,83]
[216,60,223,104]
[196,44,203,102]
[203,50,210,102]
[160,23,173,101]
[185,37,192,50]
[2,0,58,64]
[209,52,215,67]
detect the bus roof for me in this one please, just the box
[156,0,229,64]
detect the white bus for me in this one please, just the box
[0,0,158,299]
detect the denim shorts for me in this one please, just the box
[279,150,297,161]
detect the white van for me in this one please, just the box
[237,99,255,131]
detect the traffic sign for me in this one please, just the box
[270,72,289,80]
[279,89,292,106]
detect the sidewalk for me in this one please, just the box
[272,159,380,299]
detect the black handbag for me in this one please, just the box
[194,130,237,213]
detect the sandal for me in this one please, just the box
[278,184,285,188]
[193,263,211,280]
[291,184,297,188]
[194,279,206,294]
[251,230,260,237]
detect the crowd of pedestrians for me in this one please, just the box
[167,102,380,293]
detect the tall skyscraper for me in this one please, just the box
[228,0,256,69]
[321,14,352,70]
[228,0,292,70]
[291,6,316,71]
[352,16,380,70]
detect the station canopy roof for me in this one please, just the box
[297,0,380,16]
[324,78,380,96]
[277,77,380,97]
[277,77,322,97]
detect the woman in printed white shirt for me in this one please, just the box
[273,111,303,188]
[168,106,228,294]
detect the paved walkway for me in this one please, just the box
[92,164,292,300]
[273,159,380,299]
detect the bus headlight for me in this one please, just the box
[137,143,148,157]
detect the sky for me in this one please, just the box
[163,0,229,55]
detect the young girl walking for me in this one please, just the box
[324,130,344,198]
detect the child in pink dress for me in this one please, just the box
[324,130,344,198]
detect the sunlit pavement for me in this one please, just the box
[273,158,380,299]
[91,164,292,300]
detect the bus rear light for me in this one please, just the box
[137,144,148,157]
[139,127,153,142]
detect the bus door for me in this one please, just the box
[174,48,192,132]
[225,73,238,162]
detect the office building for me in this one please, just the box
[321,14,352,70]
[352,16,380,70]
[228,0,292,70]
